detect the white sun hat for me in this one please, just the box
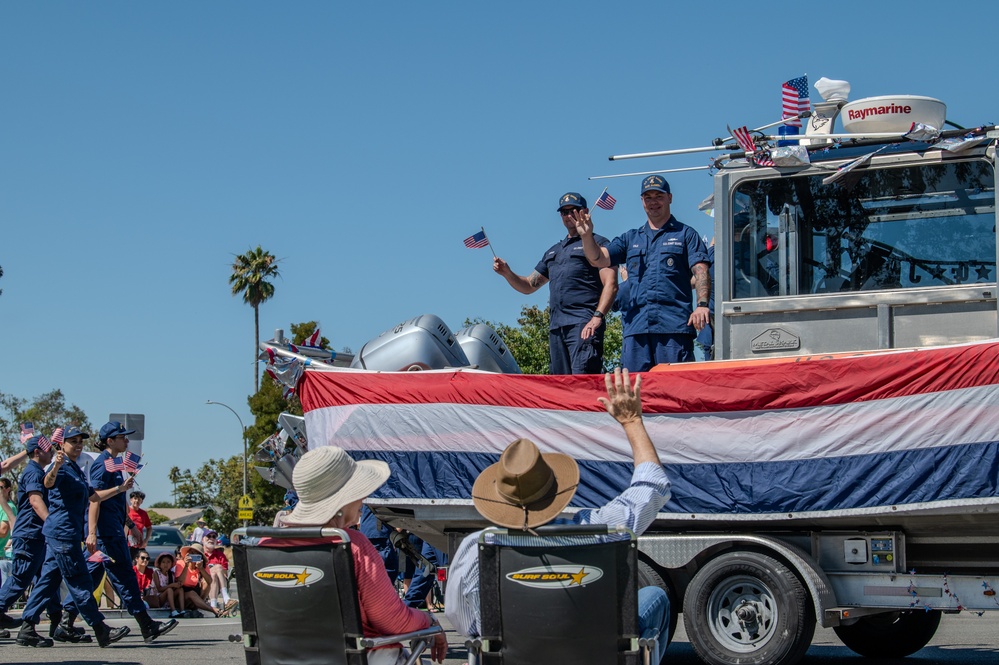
[282,446,390,527]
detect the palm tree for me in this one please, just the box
[229,246,281,392]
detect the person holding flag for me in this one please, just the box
[14,426,133,648]
[491,191,618,374]
[57,420,177,644]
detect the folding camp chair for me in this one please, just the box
[467,524,658,665]
[232,527,443,665]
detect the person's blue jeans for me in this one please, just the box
[638,585,670,664]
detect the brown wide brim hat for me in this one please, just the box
[472,438,580,530]
[180,543,204,559]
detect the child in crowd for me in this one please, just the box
[202,530,237,616]
[153,553,184,617]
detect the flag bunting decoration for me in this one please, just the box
[304,328,321,348]
[463,231,489,249]
[595,191,617,210]
[782,75,810,127]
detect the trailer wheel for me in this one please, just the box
[833,609,941,658]
[637,560,678,649]
[683,551,815,665]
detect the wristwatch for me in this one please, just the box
[697,301,709,308]
[593,311,604,319]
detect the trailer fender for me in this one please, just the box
[638,533,840,627]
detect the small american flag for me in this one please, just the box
[36,435,53,452]
[304,328,321,348]
[595,191,617,210]
[731,126,756,153]
[51,427,65,446]
[20,422,35,445]
[87,550,114,564]
[463,230,490,249]
[752,150,776,167]
[123,451,144,473]
[104,456,126,473]
[782,76,810,127]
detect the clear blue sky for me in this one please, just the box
[2,1,995,504]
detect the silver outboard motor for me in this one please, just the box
[454,324,521,374]
[350,314,471,371]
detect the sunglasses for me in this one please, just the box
[138,556,149,560]
[559,208,579,216]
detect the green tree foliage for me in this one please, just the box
[229,246,281,392]
[170,321,322,534]
[467,306,623,374]
[147,510,169,525]
[0,389,92,459]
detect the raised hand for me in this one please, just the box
[597,368,643,425]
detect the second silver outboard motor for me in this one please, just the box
[350,314,471,371]
[454,324,521,374]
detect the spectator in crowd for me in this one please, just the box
[0,478,15,585]
[126,491,152,560]
[152,553,183,617]
[578,176,711,370]
[493,192,617,374]
[0,436,71,641]
[189,517,209,543]
[16,427,134,648]
[446,369,672,665]
[202,530,237,616]
[132,549,156,606]
[264,445,448,664]
[174,543,222,617]
[65,420,176,644]
[0,449,27,476]
[271,490,298,528]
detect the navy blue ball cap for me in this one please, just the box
[556,192,587,211]
[99,421,135,441]
[25,435,43,454]
[641,175,671,195]
[63,426,90,440]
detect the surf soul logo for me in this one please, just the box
[506,565,604,589]
[253,565,325,588]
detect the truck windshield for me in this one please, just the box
[731,159,996,298]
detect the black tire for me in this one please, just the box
[637,559,679,649]
[682,551,815,665]
[833,609,941,658]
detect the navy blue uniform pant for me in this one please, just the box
[0,537,59,615]
[63,535,144,617]
[403,540,447,608]
[23,539,104,626]
[622,333,694,372]
[550,322,604,375]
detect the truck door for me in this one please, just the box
[714,148,997,359]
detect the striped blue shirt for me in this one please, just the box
[444,462,671,638]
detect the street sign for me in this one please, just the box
[238,494,254,521]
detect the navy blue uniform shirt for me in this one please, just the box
[90,450,127,538]
[607,217,709,337]
[535,234,611,329]
[11,460,48,541]
[42,457,94,542]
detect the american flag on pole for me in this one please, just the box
[51,427,65,446]
[595,191,617,210]
[782,76,810,127]
[463,230,490,249]
[731,126,756,153]
[304,328,321,348]
[36,435,53,452]
[123,451,144,473]
[104,456,126,473]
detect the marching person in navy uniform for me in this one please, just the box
[62,421,177,644]
[577,176,711,371]
[15,426,133,648]
[493,192,618,374]
[0,436,68,639]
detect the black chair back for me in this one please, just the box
[477,525,641,665]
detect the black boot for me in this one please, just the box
[61,610,87,636]
[138,611,178,643]
[0,628,9,639]
[15,622,54,648]
[0,611,21,629]
[93,621,130,648]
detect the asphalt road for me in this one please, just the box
[2,611,998,665]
